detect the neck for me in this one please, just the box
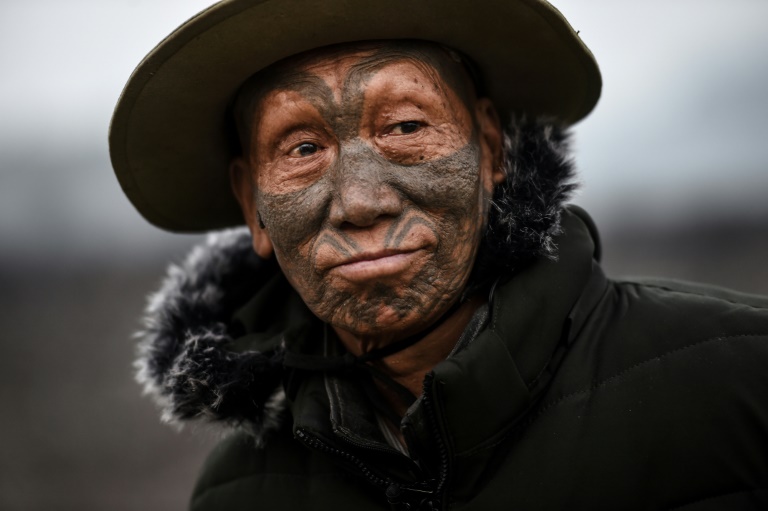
[333,295,484,416]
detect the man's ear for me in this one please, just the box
[474,98,505,187]
[229,157,274,259]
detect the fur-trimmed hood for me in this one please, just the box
[135,117,576,440]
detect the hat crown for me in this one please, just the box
[109,0,600,232]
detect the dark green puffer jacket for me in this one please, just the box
[137,208,768,510]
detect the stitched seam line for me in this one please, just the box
[625,282,768,312]
[457,333,767,458]
[667,487,768,510]
[531,333,764,421]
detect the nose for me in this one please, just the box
[328,142,403,228]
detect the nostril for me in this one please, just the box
[338,212,398,232]
[341,197,382,227]
[329,184,403,228]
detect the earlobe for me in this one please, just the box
[229,158,274,259]
[475,98,505,185]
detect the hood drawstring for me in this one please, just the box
[282,300,463,412]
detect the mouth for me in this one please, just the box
[330,249,422,282]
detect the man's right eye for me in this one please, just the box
[291,142,319,157]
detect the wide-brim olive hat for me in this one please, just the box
[109,0,601,232]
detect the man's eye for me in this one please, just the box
[291,142,319,157]
[389,121,422,135]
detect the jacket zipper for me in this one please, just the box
[295,428,392,490]
[384,373,450,510]
[297,428,438,510]
[295,374,451,511]
[420,373,450,509]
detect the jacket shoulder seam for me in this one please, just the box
[531,333,768,422]
[666,487,768,510]
[620,280,768,312]
[457,333,768,458]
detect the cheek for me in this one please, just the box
[256,177,332,264]
[391,141,483,221]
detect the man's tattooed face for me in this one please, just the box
[236,42,500,342]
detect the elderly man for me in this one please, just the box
[110,1,768,509]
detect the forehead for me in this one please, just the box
[233,41,476,134]
[268,41,471,91]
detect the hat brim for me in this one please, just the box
[109,0,601,232]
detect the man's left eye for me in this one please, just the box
[388,121,422,135]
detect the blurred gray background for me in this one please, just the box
[1,1,766,509]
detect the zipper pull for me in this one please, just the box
[386,482,439,510]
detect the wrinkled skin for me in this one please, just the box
[231,42,503,349]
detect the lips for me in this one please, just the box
[330,249,423,282]
[310,213,439,282]
[335,248,412,267]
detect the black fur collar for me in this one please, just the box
[135,117,576,441]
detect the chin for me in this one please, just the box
[328,297,448,343]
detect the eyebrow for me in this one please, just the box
[237,44,476,151]
[267,73,335,115]
[341,46,474,106]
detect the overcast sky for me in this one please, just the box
[1,0,767,263]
